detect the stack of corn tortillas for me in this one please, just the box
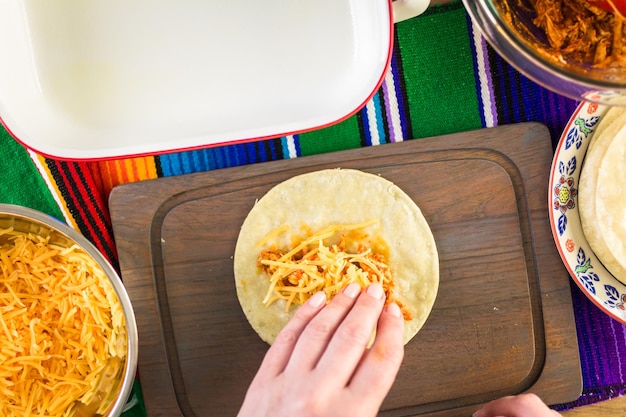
[579,107,626,284]
[233,169,439,345]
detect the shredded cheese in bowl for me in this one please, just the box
[0,206,135,417]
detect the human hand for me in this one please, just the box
[473,393,562,417]
[237,282,405,417]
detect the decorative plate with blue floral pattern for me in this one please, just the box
[549,100,626,324]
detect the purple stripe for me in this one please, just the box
[466,14,498,128]
[479,35,498,126]
[389,47,411,141]
[608,317,626,383]
[572,283,626,390]
[381,77,397,143]
[619,320,626,379]
[597,308,614,384]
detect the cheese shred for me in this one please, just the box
[0,228,126,417]
[257,220,411,320]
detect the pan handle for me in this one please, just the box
[392,0,430,22]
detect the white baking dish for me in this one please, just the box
[0,0,427,160]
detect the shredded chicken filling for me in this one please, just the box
[257,221,411,321]
[511,0,626,68]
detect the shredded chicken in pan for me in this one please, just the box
[511,0,626,68]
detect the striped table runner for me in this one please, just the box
[2,1,625,414]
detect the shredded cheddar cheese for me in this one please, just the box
[0,227,126,417]
[257,220,411,320]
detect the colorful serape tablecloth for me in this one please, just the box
[2,1,626,414]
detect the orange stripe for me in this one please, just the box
[89,157,158,199]
[115,159,130,184]
[102,162,115,194]
[124,159,136,182]
[125,156,157,182]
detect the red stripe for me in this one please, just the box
[68,161,118,262]
[47,159,119,269]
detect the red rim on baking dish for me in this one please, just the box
[0,0,426,161]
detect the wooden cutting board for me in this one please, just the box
[109,123,582,417]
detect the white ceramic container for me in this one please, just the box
[0,0,427,160]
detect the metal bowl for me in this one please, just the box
[463,0,626,104]
[0,204,138,417]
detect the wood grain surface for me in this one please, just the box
[109,123,582,416]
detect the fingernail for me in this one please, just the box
[343,283,361,299]
[386,302,402,317]
[472,409,484,417]
[308,291,326,308]
[366,283,385,300]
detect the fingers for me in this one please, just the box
[314,283,389,384]
[473,394,562,417]
[258,281,402,393]
[254,291,327,379]
[285,282,362,372]
[348,302,405,400]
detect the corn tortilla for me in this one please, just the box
[233,168,439,345]
[579,108,626,284]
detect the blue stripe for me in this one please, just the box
[159,138,290,177]
[280,137,291,158]
[292,134,302,156]
[359,92,387,146]
[373,93,386,144]
[360,105,373,146]
[280,136,301,158]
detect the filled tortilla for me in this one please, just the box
[233,168,439,345]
